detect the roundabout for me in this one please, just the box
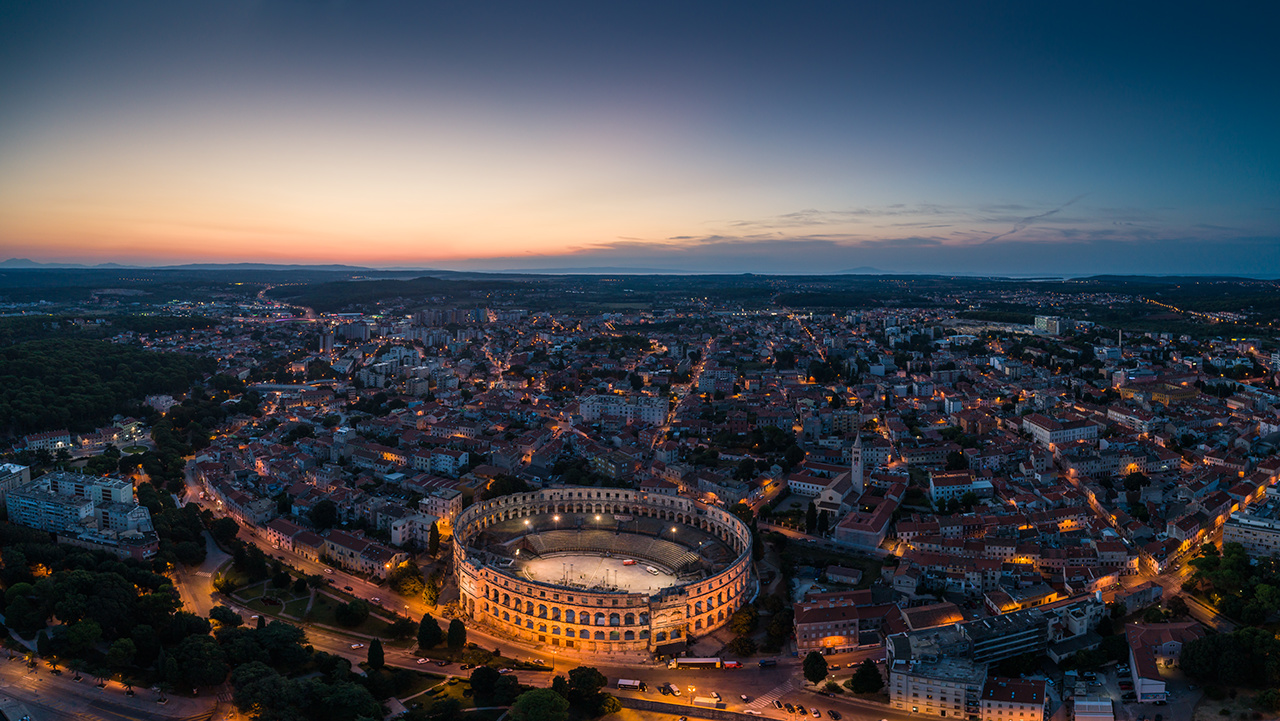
[454,488,754,656]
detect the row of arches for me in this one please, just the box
[456,490,752,556]
[483,593,650,626]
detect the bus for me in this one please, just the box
[616,679,644,691]
[668,657,723,669]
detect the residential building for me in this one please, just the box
[980,677,1046,721]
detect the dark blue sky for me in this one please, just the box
[1,1,1277,275]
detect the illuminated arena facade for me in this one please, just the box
[454,488,754,654]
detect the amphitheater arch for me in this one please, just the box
[609,613,620,626]
[594,612,605,625]
[624,613,635,625]
[594,631,605,640]
[565,610,575,624]
[551,608,561,621]
[580,629,589,639]
[624,630,634,640]
[538,605,547,618]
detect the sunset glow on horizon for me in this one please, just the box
[1,2,1278,275]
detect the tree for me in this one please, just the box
[389,562,426,596]
[944,451,969,470]
[735,458,756,481]
[470,666,501,703]
[847,659,884,693]
[428,521,441,556]
[817,509,830,535]
[62,619,102,657]
[210,606,243,629]
[209,516,240,546]
[1123,471,1150,492]
[106,638,136,671]
[802,651,828,685]
[334,600,370,627]
[1142,607,1165,623]
[727,635,758,656]
[172,634,229,687]
[424,571,444,606]
[805,502,818,534]
[784,445,805,467]
[419,613,444,649]
[729,606,759,635]
[1167,595,1189,618]
[367,638,384,670]
[509,689,571,721]
[309,499,338,530]
[565,666,613,717]
[447,618,467,650]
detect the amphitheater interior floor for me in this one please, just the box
[517,553,678,595]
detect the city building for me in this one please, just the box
[980,677,1047,721]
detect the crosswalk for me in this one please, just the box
[746,679,796,710]
[195,571,212,577]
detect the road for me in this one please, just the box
[0,655,216,721]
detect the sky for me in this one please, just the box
[1,1,1278,276]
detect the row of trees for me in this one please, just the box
[0,338,214,435]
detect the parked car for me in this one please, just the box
[740,695,750,702]
[711,692,721,701]
[784,703,795,713]
[324,569,334,574]
[417,658,428,664]
[827,711,841,720]
[343,586,353,591]
[460,664,475,670]
[350,643,364,649]
[1122,692,1137,701]
[371,597,380,603]
[773,700,784,709]
[812,708,821,718]
[435,660,449,667]
[498,668,513,674]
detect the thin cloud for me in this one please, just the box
[981,195,1087,244]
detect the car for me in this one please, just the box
[670,685,680,697]
[773,700,784,710]
[784,703,795,713]
[460,664,475,671]
[679,717,687,721]
[740,695,750,702]
[827,712,841,720]
[371,597,380,603]
[324,569,334,574]
[1046,679,1054,686]
[417,658,428,664]
[1153,701,1167,706]
[436,660,449,667]
[1122,692,1137,701]
[343,586,353,591]
[499,668,513,674]
[711,692,721,701]
[350,643,364,649]
[659,686,671,696]
[846,662,857,668]
[745,711,761,716]
[812,708,821,718]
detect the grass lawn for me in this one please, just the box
[1192,688,1267,721]
[283,597,310,617]
[434,678,477,708]
[306,595,399,638]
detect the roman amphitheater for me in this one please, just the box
[454,488,754,655]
